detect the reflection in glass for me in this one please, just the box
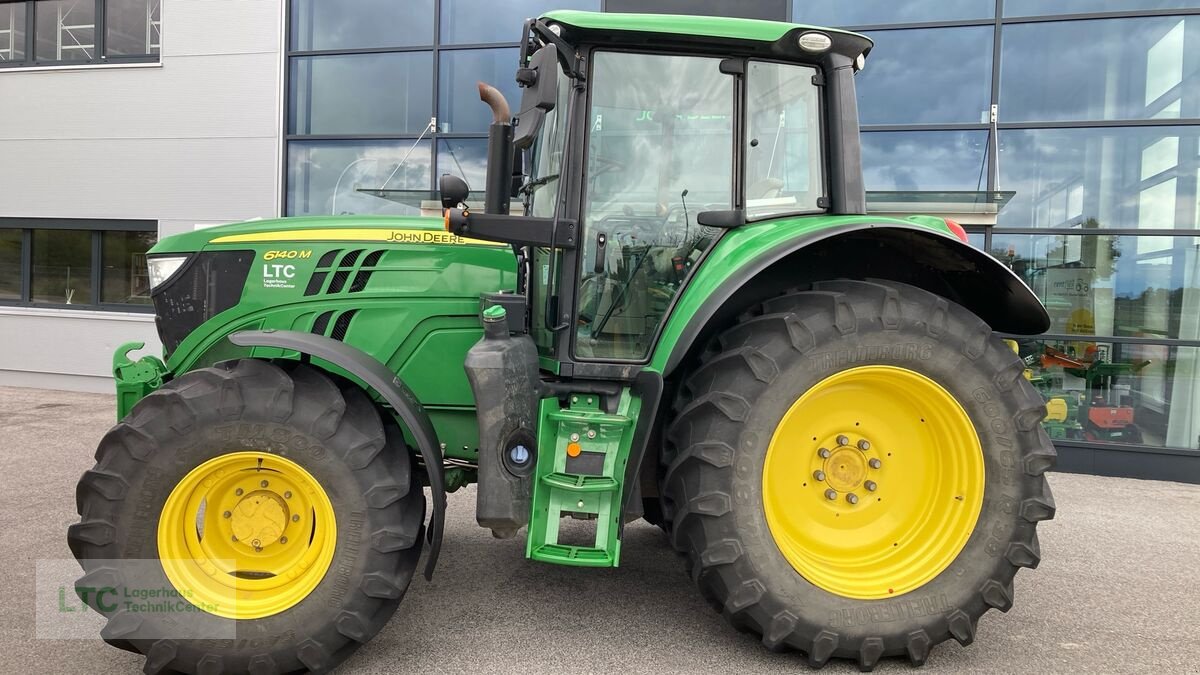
[578,52,733,360]
[101,231,156,305]
[287,140,433,216]
[290,0,434,50]
[858,27,992,125]
[1014,338,1200,450]
[0,229,20,300]
[32,230,92,304]
[990,233,1200,342]
[36,0,95,62]
[997,127,1199,229]
[436,138,488,194]
[440,0,598,45]
[1004,0,1197,17]
[105,0,161,56]
[438,48,520,134]
[290,52,434,135]
[1000,16,1198,122]
[792,0,993,27]
[861,131,989,192]
[0,2,26,62]
[744,60,824,218]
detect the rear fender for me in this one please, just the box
[651,222,1049,378]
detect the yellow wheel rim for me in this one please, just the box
[762,365,984,599]
[157,452,337,619]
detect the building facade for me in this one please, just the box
[1,0,1198,481]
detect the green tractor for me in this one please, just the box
[68,10,1056,673]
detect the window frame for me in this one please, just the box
[0,0,160,69]
[0,217,157,312]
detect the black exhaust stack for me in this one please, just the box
[478,82,513,216]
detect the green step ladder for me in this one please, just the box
[526,390,639,567]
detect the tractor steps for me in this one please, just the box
[526,391,640,568]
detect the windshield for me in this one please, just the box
[576,51,734,360]
[745,60,825,219]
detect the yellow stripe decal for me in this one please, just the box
[211,228,507,247]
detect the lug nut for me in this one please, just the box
[284,491,292,499]
[586,429,596,439]
[232,535,238,542]
[869,458,882,469]
[857,439,871,451]
[292,514,300,522]
[235,488,243,496]
[824,489,838,501]
[260,480,269,488]
[846,493,859,505]
[280,536,288,544]
[818,447,831,458]
[836,435,849,446]
[569,433,580,442]
[813,470,826,481]
[222,510,232,518]
[865,480,877,492]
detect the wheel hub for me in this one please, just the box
[823,444,869,493]
[230,491,289,549]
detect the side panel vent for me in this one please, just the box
[311,310,334,336]
[330,309,359,342]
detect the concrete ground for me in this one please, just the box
[1,384,1198,674]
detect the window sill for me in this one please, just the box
[0,305,155,321]
[0,61,162,74]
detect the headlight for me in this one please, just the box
[147,256,190,291]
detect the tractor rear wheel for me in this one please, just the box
[68,360,424,674]
[661,280,1056,670]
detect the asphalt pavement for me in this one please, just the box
[1,384,1197,673]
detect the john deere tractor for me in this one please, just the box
[68,11,1056,673]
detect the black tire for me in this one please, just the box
[68,359,424,674]
[660,280,1056,671]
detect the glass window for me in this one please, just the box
[436,138,488,197]
[577,51,734,360]
[289,0,434,50]
[792,0,994,27]
[991,232,1200,341]
[861,130,990,192]
[440,0,598,45]
[287,140,433,216]
[1004,0,1198,17]
[105,0,160,56]
[36,0,95,62]
[1000,16,1200,122]
[0,2,26,63]
[1013,337,1200,451]
[101,230,155,305]
[525,59,571,220]
[745,60,824,218]
[858,26,993,125]
[0,228,20,300]
[31,229,92,304]
[289,52,434,135]
[438,48,520,133]
[997,127,1200,229]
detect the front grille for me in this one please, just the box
[152,251,254,356]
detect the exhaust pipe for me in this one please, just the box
[478,82,514,216]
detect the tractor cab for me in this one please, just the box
[442,11,873,369]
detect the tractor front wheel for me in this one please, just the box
[661,280,1056,670]
[68,360,424,674]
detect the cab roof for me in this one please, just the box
[540,10,872,63]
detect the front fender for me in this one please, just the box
[650,217,1049,377]
[229,329,446,580]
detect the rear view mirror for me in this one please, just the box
[439,174,471,209]
[513,45,560,150]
